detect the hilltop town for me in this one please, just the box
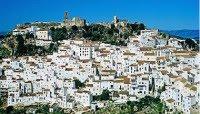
[0,12,199,114]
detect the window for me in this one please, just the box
[111,85,113,88]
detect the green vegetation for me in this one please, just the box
[82,24,127,45]
[88,96,165,114]
[50,27,69,42]
[15,34,58,56]
[35,104,64,114]
[93,89,111,101]
[0,97,5,108]
[0,46,11,58]
[74,79,85,89]
[0,33,59,58]
[0,106,26,114]
[16,22,60,30]
[25,32,34,39]
[168,34,199,51]
[128,22,145,35]
[50,22,146,46]
[0,104,65,114]
[48,43,59,54]
[32,22,60,29]
[184,38,199,51]
[16,35,26,56]
[0,98,26,114]
[129,96,165,113]
[159,32,168,39]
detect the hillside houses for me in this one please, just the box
[35,29,52,46]
[0,29,199,114]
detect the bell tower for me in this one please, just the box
[64,12,68,23]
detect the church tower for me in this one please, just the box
[64,12,68,23]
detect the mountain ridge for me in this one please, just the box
[161,29,199,40]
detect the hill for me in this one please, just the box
[0,32,8,36]
[162,30,199,40]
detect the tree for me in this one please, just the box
[0,97,4,107]
[35,104,49,114]
[93,96,164,114]
[50,27,68,42]
[16,35,27,56]
[100,89,110,101]
[48,43,58,53]
[93,89,110,101]
[126,96,164,113]
[129,22,145,31]
[149,78,155,93]
[162,83,166,91]
[96,67,100,76]
[0,108,6,114]
[36,46,47,56]
[25,32,34,39]
[185,38,198,51]
[74,79,85,89]
[26,44,36,56]
[7,38,16,55]
[0,47,11,58]
[71,25,78,32]
[162,33,166,38]
[6,106,14,114]
[138,23,145,30]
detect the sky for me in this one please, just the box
[0,0,199,31]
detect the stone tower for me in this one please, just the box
[113,16,119,27]
[64,12,68,23]
[114,16,118,24]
